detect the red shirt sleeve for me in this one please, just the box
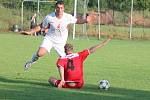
[57,58,66,68]
[78,49,90,61]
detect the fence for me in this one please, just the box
[73,0,150,39]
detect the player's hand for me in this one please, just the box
[86,14,96,24]
[86,15,93,23]
[58,80,65,88]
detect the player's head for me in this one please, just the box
[64,43,73,54]
[55,1,64,6]
[55,1,64,16]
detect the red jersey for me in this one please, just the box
[57,49,90,84]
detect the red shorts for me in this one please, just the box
[55,80,83,89]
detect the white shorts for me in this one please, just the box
[40,37,66,57]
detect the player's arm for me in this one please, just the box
[89,38,111,54]
[20,24,41,35]
[76,18,87,24]
[57,65,65,88]
[30,25,41,33]
[41,16,51,30]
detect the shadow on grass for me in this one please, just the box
[0,76,150,100]
[0,76,48,86]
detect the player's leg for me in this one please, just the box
[31,47,47,62]
[48,77,74,88]
[24,37,52,70]
[48,77,83,89]
[65,81,83,89]
[48,77,60,87]
[24,47,48,70]
[53,43,66,57]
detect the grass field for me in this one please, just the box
[0,32,150,100]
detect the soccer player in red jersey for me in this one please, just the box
[48,38,111,89]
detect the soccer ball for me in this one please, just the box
[99,80,110,90]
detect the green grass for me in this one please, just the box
[0,32,150,100]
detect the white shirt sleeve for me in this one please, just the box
[68,14,77,24]
[42,15,51,29]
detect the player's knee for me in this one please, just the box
[37,48,47,57]
[37,52,44,57]
[48,77,58,86]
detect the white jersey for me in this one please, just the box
[42,12,77,44]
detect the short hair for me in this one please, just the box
[55,1,64,6]
[64,43,73,52]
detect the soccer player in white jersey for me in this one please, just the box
[24,1,92,70]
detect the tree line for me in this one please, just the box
[88,0,150,11]
[0,0,150,12]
